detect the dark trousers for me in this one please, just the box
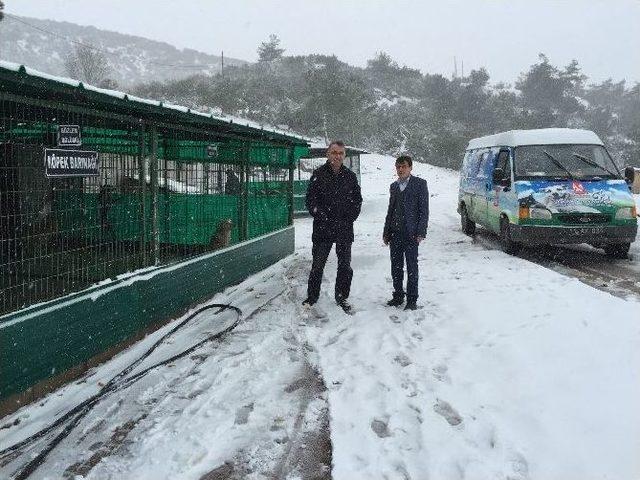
[389,233,419,299]
[307,241,353,302]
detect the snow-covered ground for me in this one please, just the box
[1,155,639,480]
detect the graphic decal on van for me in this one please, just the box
[516,180,633,213]
[571,181,587,195]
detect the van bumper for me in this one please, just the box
[509,224,638,245]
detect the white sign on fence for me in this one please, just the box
[57,125,82,147]
[44,148,100,177]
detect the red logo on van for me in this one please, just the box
[572,181,587,195]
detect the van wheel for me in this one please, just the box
[460,205,476,235]
[500,217,521,255]
[604,243,630,259]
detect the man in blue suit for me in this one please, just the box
[383,155,429,310]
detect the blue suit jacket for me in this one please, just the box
[383,175,429,239]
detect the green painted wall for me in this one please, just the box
[0,227,294,402]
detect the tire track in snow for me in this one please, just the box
[470,228,640,301]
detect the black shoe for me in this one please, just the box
[404,300,418,311]
[302,298,316,307]
[386,294,405,307]
[336,298,353,314]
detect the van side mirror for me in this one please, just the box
[624,166,635,185]
[492,167,508,186]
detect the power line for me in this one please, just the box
[4,13,230,70]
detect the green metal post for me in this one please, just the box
[241,143,249,241]
[288,147,295,225]
[138,122,147,266]
[203,163,210,194]
[150,125,159,265]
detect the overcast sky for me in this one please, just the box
[6,0,640,84]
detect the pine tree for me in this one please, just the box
[257,34,285,62]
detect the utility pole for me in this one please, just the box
[221,50,224,76]
[322,108,329,144]
[453,56,458,79]
[461,59,464,78]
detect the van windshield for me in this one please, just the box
[514,144,621,180]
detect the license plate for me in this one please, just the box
[575,227,604,235]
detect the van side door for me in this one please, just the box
[472,149,493,225]
[459,149,478,218]
[463,149,484,223]
[486,148,511,233]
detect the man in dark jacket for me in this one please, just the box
[304,140,362,313]
[383,155,429,310]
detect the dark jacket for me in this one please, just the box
[383,175,429,240]
[306,162,362,243]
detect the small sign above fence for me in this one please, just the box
[57,125,82,147]
[44,148,100,177]
[206,144,219,158]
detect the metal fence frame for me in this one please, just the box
[0,71,307,317]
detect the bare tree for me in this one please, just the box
[0,1,5,22]
[64,44,113,86]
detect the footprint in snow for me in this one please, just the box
[234,404,255,425]
[433,399,463,426]
[185,388,206,400]
[508,451,530,479]
[301,305,328,321]
[371,418,392,438]
[189,353,209,364]
[432,364,450,383]
[394,353,412,367]
[324,333,343,347]
[400,377,420,397]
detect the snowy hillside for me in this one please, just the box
[1,155,639,480]
[0,15,247,86]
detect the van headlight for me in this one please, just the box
[529,207,552,220]
[615,207,637,219]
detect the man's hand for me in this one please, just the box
[414,236,425,244]
[313,207,328,221]
[383,235,389,246]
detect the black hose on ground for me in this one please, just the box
[1,303,242,480]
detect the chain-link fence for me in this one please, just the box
[0,91,302,316]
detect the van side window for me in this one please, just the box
[464,149,481,180]
[476,150,492,179]
[461,151,473,180]
[496,150,511,180]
